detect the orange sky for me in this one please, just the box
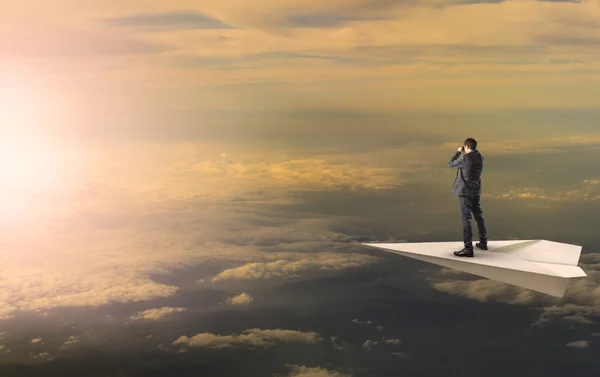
[2,0,600,131]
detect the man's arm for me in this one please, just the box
[448,152,466,168]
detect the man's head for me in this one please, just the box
[463,138,477,153]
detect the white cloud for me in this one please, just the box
[286,364,349,377]
[211,252,379,283]
[566,340,590,349]
[173,328,322,348]
[383,339,401,345]
[129,307,186,321]
[351,319,372,325]
[30,338,42,344]
[224,292,254,305]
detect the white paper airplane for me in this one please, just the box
[363,239,587,297]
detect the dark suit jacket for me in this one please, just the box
[449,149,484,196]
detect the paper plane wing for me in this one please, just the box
[363,239,587,297]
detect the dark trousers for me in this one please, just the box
[459,195,487,249]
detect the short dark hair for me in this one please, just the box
[464,138,477,150]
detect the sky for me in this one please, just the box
[1,0,600,376]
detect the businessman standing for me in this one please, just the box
[448,138,488,257]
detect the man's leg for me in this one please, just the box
[459,195,474,250]
[471,195,487,246]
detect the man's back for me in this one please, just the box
[449,150,484,196]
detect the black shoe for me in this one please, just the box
[476,242,488,250]
[454,248,474,257]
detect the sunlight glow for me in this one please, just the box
[0,76,77,226]
[0,126,81,230]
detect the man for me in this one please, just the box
[448,138,488,257]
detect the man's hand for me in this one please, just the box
[457,146,463,152]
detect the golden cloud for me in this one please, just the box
[4,0,600,111]
[286,364,349,377]
[431,254,600,326]
[172,328,322,348]
[566,340,590,349]
[129,307,186,321]
[224,292,254,305]
[211,252,380,282]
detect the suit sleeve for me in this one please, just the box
[448,152,466,168]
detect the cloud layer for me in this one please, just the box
[286,364,348,377]
[224,293,254,305]
[211,252,380,283]
[431,252,600,327]
[129,307,186,321]
[173,328,322,348]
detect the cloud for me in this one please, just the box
[362,340,378,349]
[489,177,600,202]
[184,158,404,192]
[172,328,322,348]
[581,254,600,263]
[431,279,542,305]
[30,338,42,344]
[6,0,600,112]
[566,340,590,349]
[0,139,386,322]
[362,338,401,350]
[445,135,600,158]
[431,254,600,326]
[562,315,596,324]
[286,364,349,377]
[225,292,254,305]
[0,23,172,57]
[330,336,347,350]
[391,351,413,359]
[284,14,375,28]
[352,319,373,325]
[63,336,80,346]
[30,352,52,360]
[103,11,233,31]
[129,307,186,321]
[211,252,379,283]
